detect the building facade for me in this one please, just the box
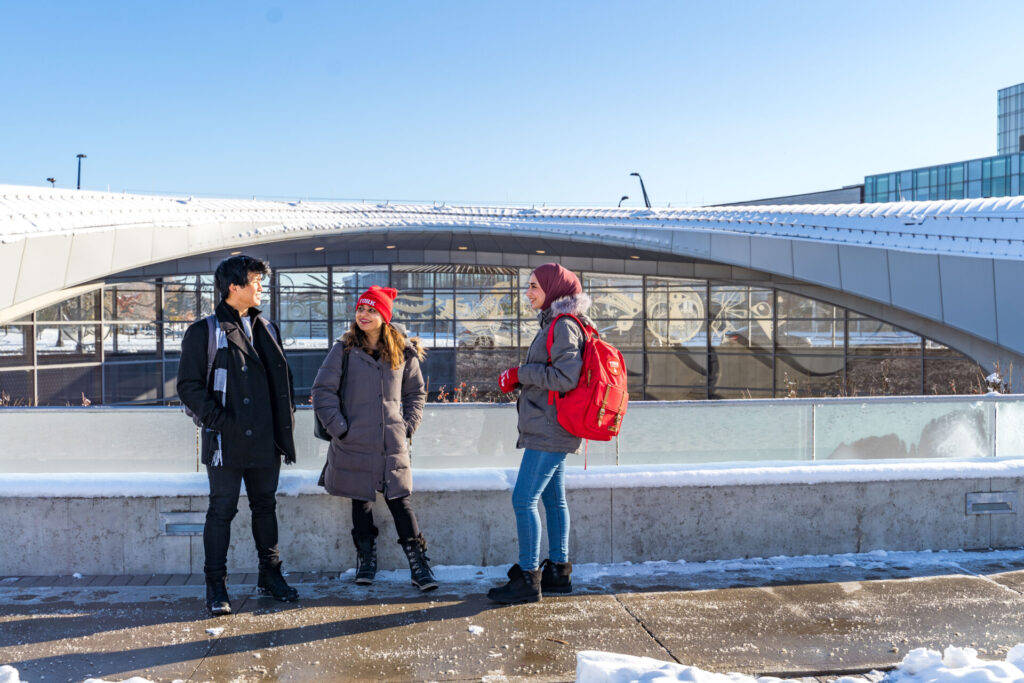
[999,81,1024,155]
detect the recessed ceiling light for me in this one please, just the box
[385,245,396,249]
[536,250,546,254]
[457,246,468,251]
[230,251,241,255]
[630,255,640,259]
[314,246,325,251]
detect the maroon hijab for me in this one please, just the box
[532,263,582,310]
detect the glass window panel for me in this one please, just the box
[713,354,773,392]
[280,321,329,350]
[391,269,434,289]
[845,357,922,395]
[648,281,707,320]
[518,320,541,348]
[103,361,162,404]
[400,319,443,345]
[429,321,455,348]
[435,292,455,320]
[646,351,708,386]
[162,276,214,322]
[712,387,773,399]
[711,322,773,354]
[332,289,358,321]
[583,274,642,289]
[776,292,837,319]
[0,369,32,405]
[103,324,159,355]
[455,270,517,289]
[36,291,100,322]
[36,365,101,406]
[454,348,519,401]
[647,319,707,350]
[104,283,157,321]
[848,321,921,355]
[776,355,845,397]
[776,319,844,352]
[393,291,435,321]
[278,271,328,322]
[588,289,643,320]
[0,326,27,358]
[924,358,985,395]
[968,160,983,181]
[421,349,456,402]
[36,325,98,357]
[162,322,190,354]
[455,288,515,319]
[456,321,515,348]
[622,351,644,395]
[278,271,327,289]
[591,319,643,348]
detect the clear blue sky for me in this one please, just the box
[2,1,1023,206]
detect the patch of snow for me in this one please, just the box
[73,572,83,579]
[468,625,484,635]
[7,458,1024,498]
[0,665,21,683]
[577,645,1024,683]
[205,626,225,636]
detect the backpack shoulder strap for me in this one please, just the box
[545,313,591,361]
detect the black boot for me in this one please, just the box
[351,528,378,585]
[540,559,573,594]
[257,562,299,602]
[205,575,232,616]
[487,564,542,604]
[398,534,438,591]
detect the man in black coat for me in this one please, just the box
[176,255,299,615]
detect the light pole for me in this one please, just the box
[630,172,651,208]
[46,177,56,187]
[76,154,87,190]
[618,195,629,207]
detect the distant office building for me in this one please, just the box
[865,81,1024,203]
[998,82,1024,154]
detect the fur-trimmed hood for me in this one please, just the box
[539,292,593,325]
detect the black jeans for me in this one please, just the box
[352,495,420,541]
[204,462,281,580]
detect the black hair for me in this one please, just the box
[214,255,270,301]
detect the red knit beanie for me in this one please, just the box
[532,263,582,310]
[357,286,398,323]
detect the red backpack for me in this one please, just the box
[546,314,629,443]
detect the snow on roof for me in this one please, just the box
[3,184,1024,258]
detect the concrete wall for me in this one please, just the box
[2,474,1021,575]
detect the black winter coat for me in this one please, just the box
[176,300,297,468]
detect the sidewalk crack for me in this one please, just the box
[612,593,681,664]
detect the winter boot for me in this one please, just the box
[205,575,232,616]
[398,534,438,591]
[540,559,573,594]
[257,562,299,602]
[351,528,378,585]
[487,564,542,604]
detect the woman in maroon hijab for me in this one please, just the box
[488,264,594,604]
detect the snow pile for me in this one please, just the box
[0,665,21,683]
[576,645,1024,683]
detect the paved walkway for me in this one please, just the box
[3,555,1024,682]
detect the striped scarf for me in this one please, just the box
[209,324,230,467]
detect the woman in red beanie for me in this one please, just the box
[311,285,437,591]
[487,263,593,604]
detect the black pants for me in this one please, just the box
[204,462,281,580]
[352,495,420,541]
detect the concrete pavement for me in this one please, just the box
[2,554,1024,682]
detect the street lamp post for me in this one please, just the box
[76,154,87,190]
[618,195,629,207]
[630,172,651,208]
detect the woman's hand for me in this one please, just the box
[498,367,520,393]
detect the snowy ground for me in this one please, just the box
[4,548,1024,682]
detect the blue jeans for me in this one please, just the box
[512,449,570,570]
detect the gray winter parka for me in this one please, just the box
[516,293,594,453]
[311,331,426,501]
